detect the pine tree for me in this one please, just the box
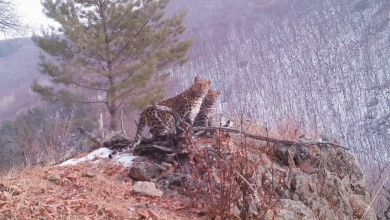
[32,0,192,131]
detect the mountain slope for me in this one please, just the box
[167,0,390,164]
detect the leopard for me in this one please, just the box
[193,89,220,128]
[131,76,211,149]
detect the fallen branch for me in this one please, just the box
[151,145,175,153]
[192,126,350,150]
[134,145,175,154]
[77,127,101,145]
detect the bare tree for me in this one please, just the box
[0,0,29,39]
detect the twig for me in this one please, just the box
[360,176,390,220]
[147,208,160,220]
[234,170,256,193]
[154,163,167,172]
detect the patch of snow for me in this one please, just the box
[59,147,137,167]
[110,153,137,167]
[220,119,234,128]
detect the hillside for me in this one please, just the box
[0,39,44,119]
[0,0,389,168]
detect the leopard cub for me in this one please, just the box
[132,77,211,148]
[193,89,220,128]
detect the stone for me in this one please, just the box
[158,173,184,187]
[8,185,21,196]
[274,144,296,166]
[46,173,61,182]
[161,162,172,170]
[82,171,95,178]
[298,134,314,143]
[1,191,11,201]
[129,162,162,181]
[293,146,310,166]
[276,199,317,220]
[0,183,6,192]
[275,199,318,220]
[132,181,163,198]
[257,153,272,175]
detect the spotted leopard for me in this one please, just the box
[132,77,211,148]
[193,89,220,128]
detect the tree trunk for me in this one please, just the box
[107,60,118,131]
[109,107,118,131]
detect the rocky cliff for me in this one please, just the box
[270,143,375,219]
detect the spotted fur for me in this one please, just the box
[132,77,211,148]
[193,89,220,128]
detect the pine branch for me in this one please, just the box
[113,3,161,61]
[50,92,106,104]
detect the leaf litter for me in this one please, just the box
[0,151,206,220]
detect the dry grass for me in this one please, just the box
[0,159,206,220]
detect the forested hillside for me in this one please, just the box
[0,39,42,119]
[167,0,390,166]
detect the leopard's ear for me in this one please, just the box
[194,76,211,84]
[210,90,220,95]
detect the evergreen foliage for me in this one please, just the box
[32,0,192,130]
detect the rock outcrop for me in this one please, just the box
[126,130,376,220]
[269,143,376,220]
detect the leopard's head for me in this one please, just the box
[191,76,211,97]
[204,90,220,104]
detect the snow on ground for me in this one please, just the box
[60,147,137,167]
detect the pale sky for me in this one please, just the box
[15,0,51,26]
[6,0,58,38]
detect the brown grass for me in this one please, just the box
[0,159,206,220]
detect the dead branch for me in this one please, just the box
[77,127,102,145]
[133,144,175,156]
[193,126,350,150]
[151,145,175,153]
[120,109,126,135]
[99,113,104,138]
